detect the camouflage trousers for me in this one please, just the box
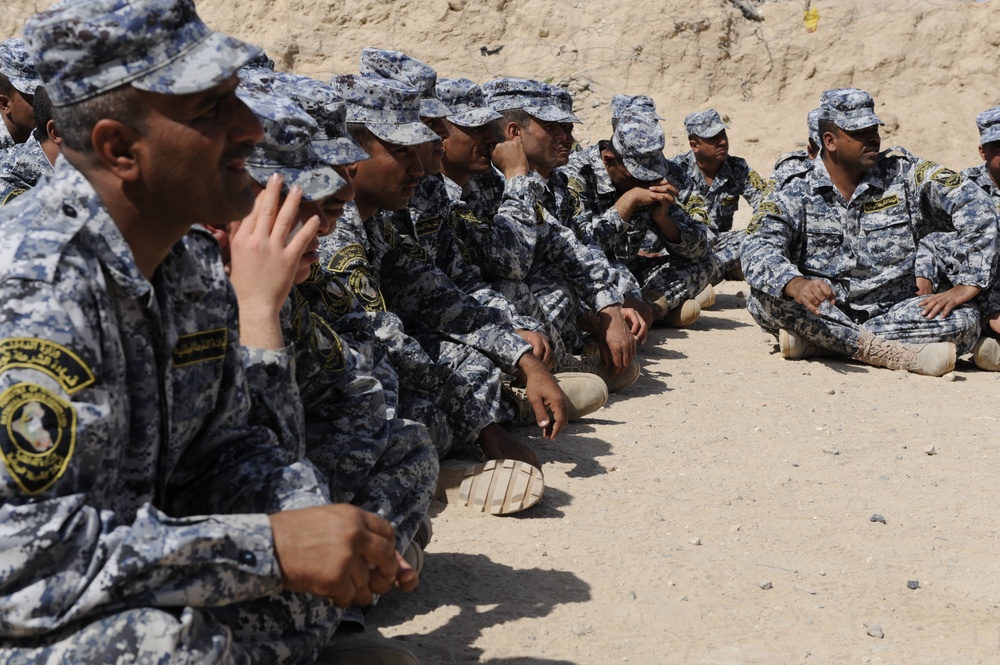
[630,253,717,311]
[0,596,339,664]
[748,289,981,356]
[308,415,437,554]
[493,275,582,368]
[709,229,745,284]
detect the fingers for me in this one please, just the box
[528,390,552,434]
[545,390,567,439]
[537,336,555,370]
[394,551,420,592]
[250,174,284,237]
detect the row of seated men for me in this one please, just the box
[1,0,999,661]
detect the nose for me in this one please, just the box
[409,150,425,177]
[300,200,330,236]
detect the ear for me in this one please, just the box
[601,150,616,169]
[822,130,837,155]
[90,118,141,181]
[46,119,62,145]
[0,94,11,118]
[980,145,987,162]
[347,162,360,180]
[202,223,230,249]
[688,137,697,150]
[503,120,520,140]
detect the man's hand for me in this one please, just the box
[269,505,409,608]
[784,276,836,315]
[920,284,980,319]
[491,137,529,180]
[915,277,935,296]
[614,181,677,224]
[516,353,567,440]
[516,329,555,370]
[622,295,653,343]
[596,305,637,374]
[229,175,319,348]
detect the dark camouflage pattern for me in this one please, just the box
[435,77,501,128]
[482,77,578,123]
[330,74,438,146]
[818,87,883,132]
[611,93,664,121]
[683,108,726,138]
[0,133,52,204]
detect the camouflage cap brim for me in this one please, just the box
[692,120,726,138]
[981,126,1000,146]
[245,159,346,202]
[367,120,440,146]
[6,72,41,96]
[621,152,669,182]
[419,97,451,118]
[828,110,883,132]
[312,138,371,167]
[448,106,502,128]
[132,31,260,95]
[523,104,580,124]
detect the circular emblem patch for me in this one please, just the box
[0,383,76,495]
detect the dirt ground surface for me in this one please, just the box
[5,0,1000,663]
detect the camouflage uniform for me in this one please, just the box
[0,2,349,661]
[670,109,770,281]
[232,74,437,555]
[0,164,337,664]
[766,109,820,192]
[0,38,41,157]
[0,133,50,205]
[741,147,997,356]
[561,111,713,312]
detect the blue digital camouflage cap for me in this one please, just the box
[482,77,578,123]
[330,74,439,146]
[612,111,670,182]
[237,82,345,201]
[23,0,260,107]
[818,88,883,132]
[544,83,582,123]
[244,51,275,71]
[611,94,664,121]
[0,39,42,95]
[253,70,369,166]
[807,108,821,147]
[975,105,1000,145]
[684,109,727,138]
[358,48,451,119]
[435,78,501,128]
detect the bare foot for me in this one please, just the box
[476,423,539,467]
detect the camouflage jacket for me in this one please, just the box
[0,165,328,637]
[561,145,710,269]
[742,148,999,315]
[670,149,769,233]
[767,149,814,193]
[457,169,625,312]
[318,202,531,372]
[391,174,542,331]
[0,134,50,206]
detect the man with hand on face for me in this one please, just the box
[0,86,62,205]
[670,108,770,283]
[358,49,608,423]
[741,88,998,378]
[0,38,39,154]
[320,73,565,515]
[457,78,640,393]
[561,107,714,328]
[0,1,417,663]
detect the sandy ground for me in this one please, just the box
[6,1,1000,663]
[369,278,1000,664]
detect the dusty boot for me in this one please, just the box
[854,330,956,377]
[505,373,608,422]
[972,336,1000,371]
[564,339,641,393]
[401,540,424,576]
[694,284,716,309]
[779,329,823,360]
[435,458,544,515]
[662,299,700,327]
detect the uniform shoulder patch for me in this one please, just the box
[308,314,346,374]
[0,338,96,395]
[0,383,76,495]
[746,200,783,235]
[914,160,938,186]
[749,169,769,192]
[172,328,227,367]
[348,266,386,312]
[930,166,962,188]
[451,208,480,227]
[326,243,368,273]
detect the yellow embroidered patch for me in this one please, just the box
[1,189,26,206]
[0,383,76,495]
[349,266,386,312]
[326,244,367,273]
[0,339,96,395]
[930,166,962,188]
[415,216,442,237]
[318,275,352,316]
[172,329,227,367]
[862,194,900,214]
[914,160,937,186]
